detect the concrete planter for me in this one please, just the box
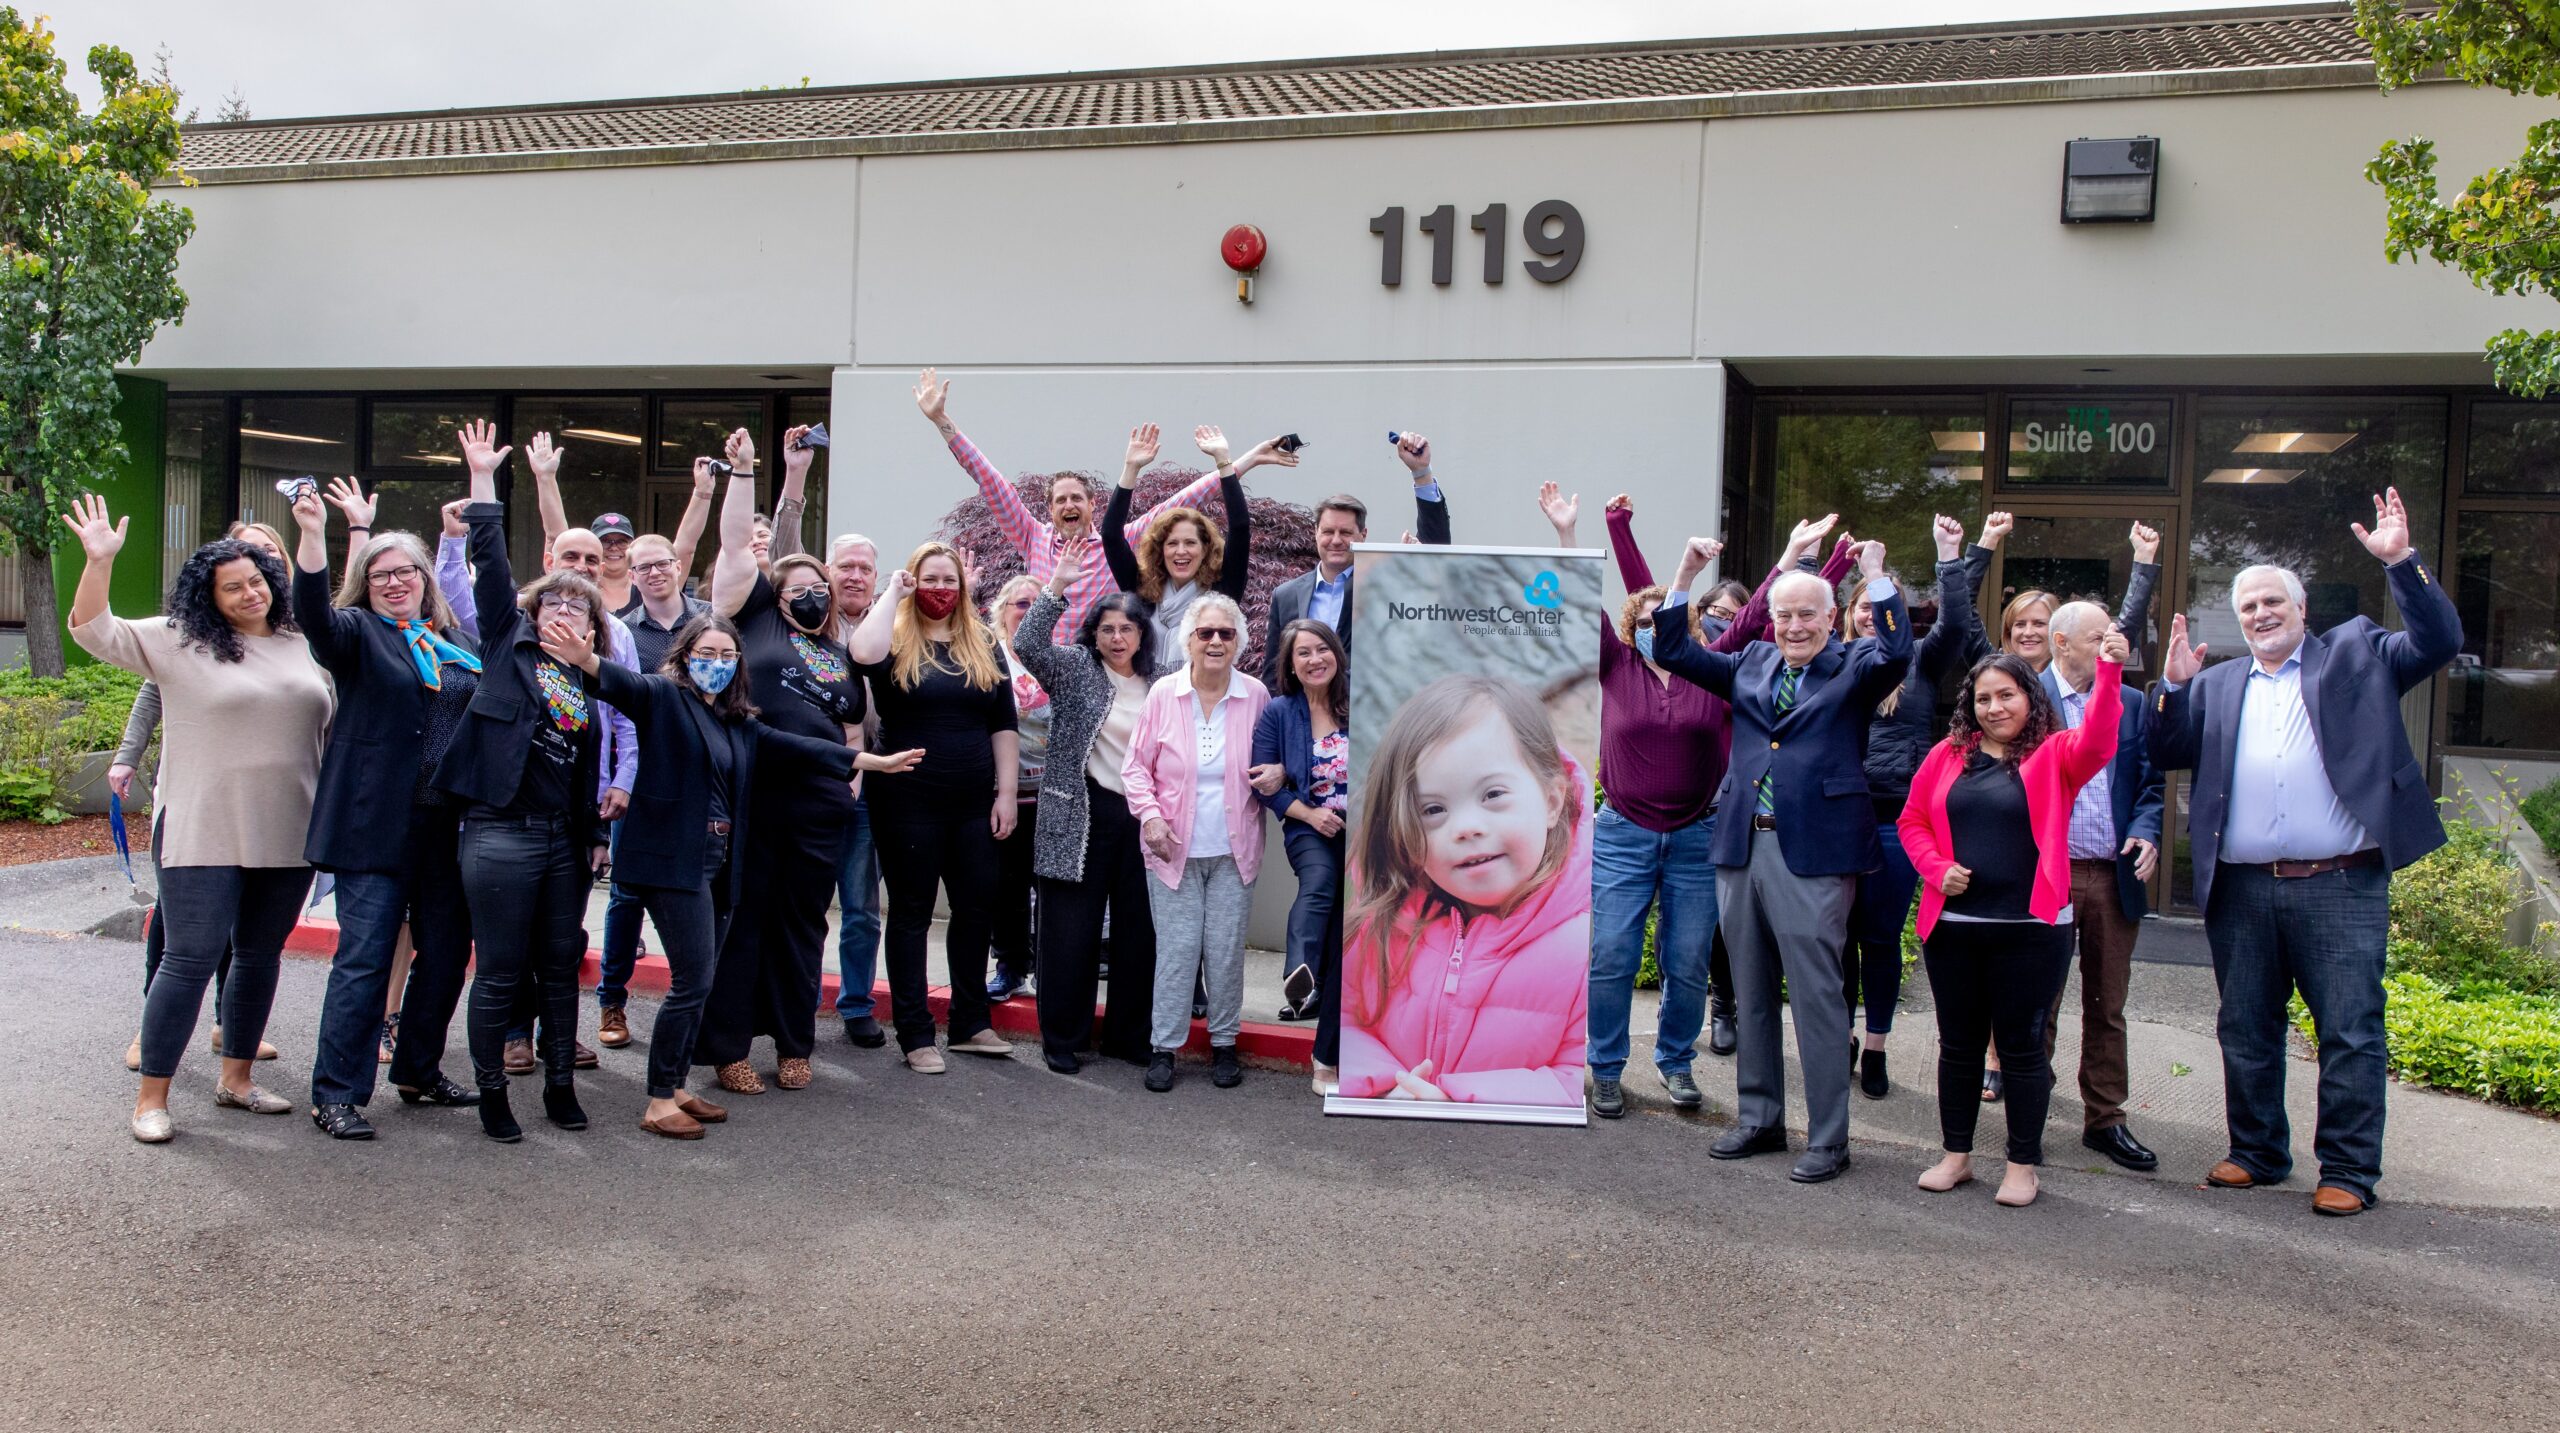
[64,750,117,817]
[2442,759,2560,959]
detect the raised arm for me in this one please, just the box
[916,366,1046,562]
[2148,614,2207,775]
[2050,638,2128,792]
[709,430,762,619]
[2352,488,2463,689]
[1214,464,1253,601]
[673,458,717,573]
[1101,475,1143,594]
[285,487,363,668]
[769,426,818,563]
[1709,513,1837,653]
[1602,498,1648,589]
[1844,542,1914,706]
[2111,521,2162,665]
[1652,536,1745,697]
[1538,482,1581,550]
[849,567,910,665]
[459,421,521,649]
[434,502,480,641]
[1393,431,1452,545]
[60,496,148,672]
[525,426,567,550]
[1912,515,1981,682]
[324,476,376,590]
[1011,582,1086,690]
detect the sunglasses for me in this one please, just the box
[1192,626,1238,642]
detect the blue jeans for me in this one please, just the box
[1844,819,1920,1036]
[831,795,882,1022]
[598,817,644,1009]
[1586,805,1718,1081]
[2205,861,2391,1202]
[311,806,471,1107]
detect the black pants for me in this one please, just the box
[143,817,231,1006]
[635,837,735,1099]
[1921,919,2074,1164]
[141,864,314,1080]
[874,785,998,1054]
[311,803,473,1107]
[697,775,849,1068]
[1035,778,1158,1064]
[991,798,1037,984]
[459,813,590,1089]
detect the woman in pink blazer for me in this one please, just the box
[1122,593,1270,1093]
[1896,634,2126,1207]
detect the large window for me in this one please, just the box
[2467,400,2560,495]
[656,398,762,475]
[2004,396,2174,488]
[165,397,232,590]
[514,396,649,563]
[2448,513,2560,750]
[237,397,358,546]
[1765,399,1986,589]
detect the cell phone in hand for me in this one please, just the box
[792,422,831,452]
[706,459,735,479]
[1275,433,1305,454]
[275,476,318,502]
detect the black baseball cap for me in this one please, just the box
[590,513,638,541]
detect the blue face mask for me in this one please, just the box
[1632,627,1658,663]
[688,656,738,695]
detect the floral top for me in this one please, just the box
[1311,728,1350,811]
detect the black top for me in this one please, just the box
[1101,472,1252,601]
[702,703,737,830]
[504,657,594,816]
[852,641,1019,802]
[737,572,862,743]
[1945,749,2038,921]
[628,594,711,677]
[411,664,479,806]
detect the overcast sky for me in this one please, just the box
[49,0,2314,121]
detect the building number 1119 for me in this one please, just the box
[1369,201,1585,286]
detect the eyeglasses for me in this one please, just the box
[1192,626,1238,642]
[366,564,425,588]
[537,595,593,616]
[1007,598,1033,611]
[779,583,828,600]
[632,559,677,577]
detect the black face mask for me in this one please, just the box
[786,590,833,632]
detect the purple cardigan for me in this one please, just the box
[1598,511,1854,833]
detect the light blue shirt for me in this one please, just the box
[1305,568,1351,630]
[2052,672,2119,861]
[2220,649,2375,864]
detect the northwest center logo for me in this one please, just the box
[1522,571,1562,610]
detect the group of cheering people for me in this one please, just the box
[73,362,2459,1215]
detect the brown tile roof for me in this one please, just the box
[178,5,2380,180]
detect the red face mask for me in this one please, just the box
[913,586,961,621]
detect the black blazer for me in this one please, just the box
[1260,485,1452,686]
[294,543,482,874]
[429,502,604,849]
[592,657,858,903]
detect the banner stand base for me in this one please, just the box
[1323,1095,1590,1127]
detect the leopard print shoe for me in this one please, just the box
[715,1060,765,1095]
[774,1057,813,1090]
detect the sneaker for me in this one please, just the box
[987,969,1029,1002]
[843,1015,887,1049]
[1144,1052,1176,1092]
[501,1038,538,1076]
[597,1006,631,1048]
[1590,1077,1626,1119]
[1211,1047,1243,1088]
[905,1045,947,1075]
[1661,1069,1704,1111]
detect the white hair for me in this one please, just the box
[1769,570,1836,614]
[2229,565,2306,617]
[1180,592,1246,643]
[826,533,877,565]
[2048,600,2111,640]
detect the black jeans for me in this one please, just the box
[636,838,734,1099]
[873,786,998,1053]
[1922,919,2075,1164]
[459,813,590,1089]
[141,865,314,1080]
[310,804,472,1107]
[1034,778,1158,1064]
[697,776,849,1068]
[143,817,231,1006]
[991,798,1037,984]
[1282,821,1345,1068]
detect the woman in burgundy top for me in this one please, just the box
[1539,485,1854,1118]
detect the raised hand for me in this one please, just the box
[1933,513,1964,561]
[2129,520,2160,565]
[781,425,816,483]
[2352,486,2413,564]
[1193,425,1233,469]
[1235,435,1300,473]
[324,476,377,530]
[457,418,512,482]
[1857,539,1888,580]
[1393,431,1431,474]
[2099,628,2131,666]
[1605,493,1632,514]
[440,499,468,540]
[1673,535,1722,587]
[1979,510,2014,548]
[912,367,950,426]
[1783,513,1840,566]
[61,493,127,561]
[524,430,564,482]
[885,568,918,603]
[289,489,329,536]
[2162,613,2206,685]
[1123,422,1160,472]
[722,427,756,476]
[1047,544,1083,594]
[691,456,720,497]
[1537,481,1580,533]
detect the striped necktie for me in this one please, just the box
[1755,664,1802,816]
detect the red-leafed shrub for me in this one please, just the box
[937,466,1318,676]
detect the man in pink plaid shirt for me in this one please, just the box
[914,367,1225,637]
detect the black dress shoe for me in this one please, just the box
[395,1075,481,1107]
[1708,1007,1737,1058]
[843,1016,888,1049]
[2083,1124,2159,1172]
[542,1081,588,1131]
[1709,1125,1788,1160]
[1043,1051,1080,1074]
[1859,1048,1889,1101]
[310,1103,375,1141]
[1789,1147,1851,1184]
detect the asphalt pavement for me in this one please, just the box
[4,927,2557,1432]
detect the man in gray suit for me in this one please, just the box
[1260,430,1453,686]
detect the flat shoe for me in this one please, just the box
[124,1035,141,1072]
[395,1076,481,1107]
[905,1046,947,1074]
[213,1082,292,1115]
[774,1057,813,1090]
[675,1091,727,1124]
[641,1109,705,1140]
[207,1027,281,1061]
[950,1030,1013,1058]
[715,1060,765,1095]
[131,1109,174,1143]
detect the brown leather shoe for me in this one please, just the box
[597,1007,631,1048]
[574,1039,600,1070]
[2312,1186,2371,1217]
[2206,1160,2260,1189]
[502,1038,538,1075]
[774,1057,813,1090]
[675,1091,727,1124]
[715,1060,765,1095]
[640,1108,705,1140]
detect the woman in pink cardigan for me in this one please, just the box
[1122,593,1270,1094]
[1896,635,2126,1207]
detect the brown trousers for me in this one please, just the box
[2047,859,2139,1131]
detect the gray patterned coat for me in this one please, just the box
[1011,589,1139,883]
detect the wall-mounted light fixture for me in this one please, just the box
[1221,224,1267,303]
[2061,137,2159,224]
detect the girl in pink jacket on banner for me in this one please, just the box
[1341,673,1593,1106]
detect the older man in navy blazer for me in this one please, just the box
[2151,487,2461,1217]
[1654,533,1910,1184]
[2042,600,2167,1172]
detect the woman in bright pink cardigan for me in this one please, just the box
[1121,593,1271,1092]
[1896,635,2126,1207]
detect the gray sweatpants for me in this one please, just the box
[1716,825,1857,1152]
[1148,854,1252,1052]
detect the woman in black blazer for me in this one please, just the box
[539,611,875,1139]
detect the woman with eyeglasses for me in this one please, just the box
[424,422,613,1142]
[703,431,865,1095]
[1537,484,1853,1120]
[985,575,1051,1003]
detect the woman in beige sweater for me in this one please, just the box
[65,496,335,1145]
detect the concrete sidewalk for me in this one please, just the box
[16,852,2556,1211]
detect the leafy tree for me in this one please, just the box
[0,9,193,675]
[2359,1,2560,395]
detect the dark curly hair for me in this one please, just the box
[1946,652,2055,764]
[166,539,296,663]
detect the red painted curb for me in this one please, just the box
[283,918,1318,1067]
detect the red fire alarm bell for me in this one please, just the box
[1221,223,1265,303]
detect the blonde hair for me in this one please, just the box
[2001,589,2057,655]
[1347,674,1578,1011]
[1135,506,1226,604]
[890,541,1003,691]
[333,530,460,632]
[225,520,290,562]
[1841,571,1906,716]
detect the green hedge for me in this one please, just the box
[2522,777,2560,867]
[2375,970,2560,1113]
[0,665,147,823]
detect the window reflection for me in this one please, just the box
[1766,401,1987,589]
[2448,513,2560,750]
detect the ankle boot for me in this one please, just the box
[542,1078,589,1131]
[478,1084,523,1143]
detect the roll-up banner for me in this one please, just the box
[1329,542,1603,1127]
